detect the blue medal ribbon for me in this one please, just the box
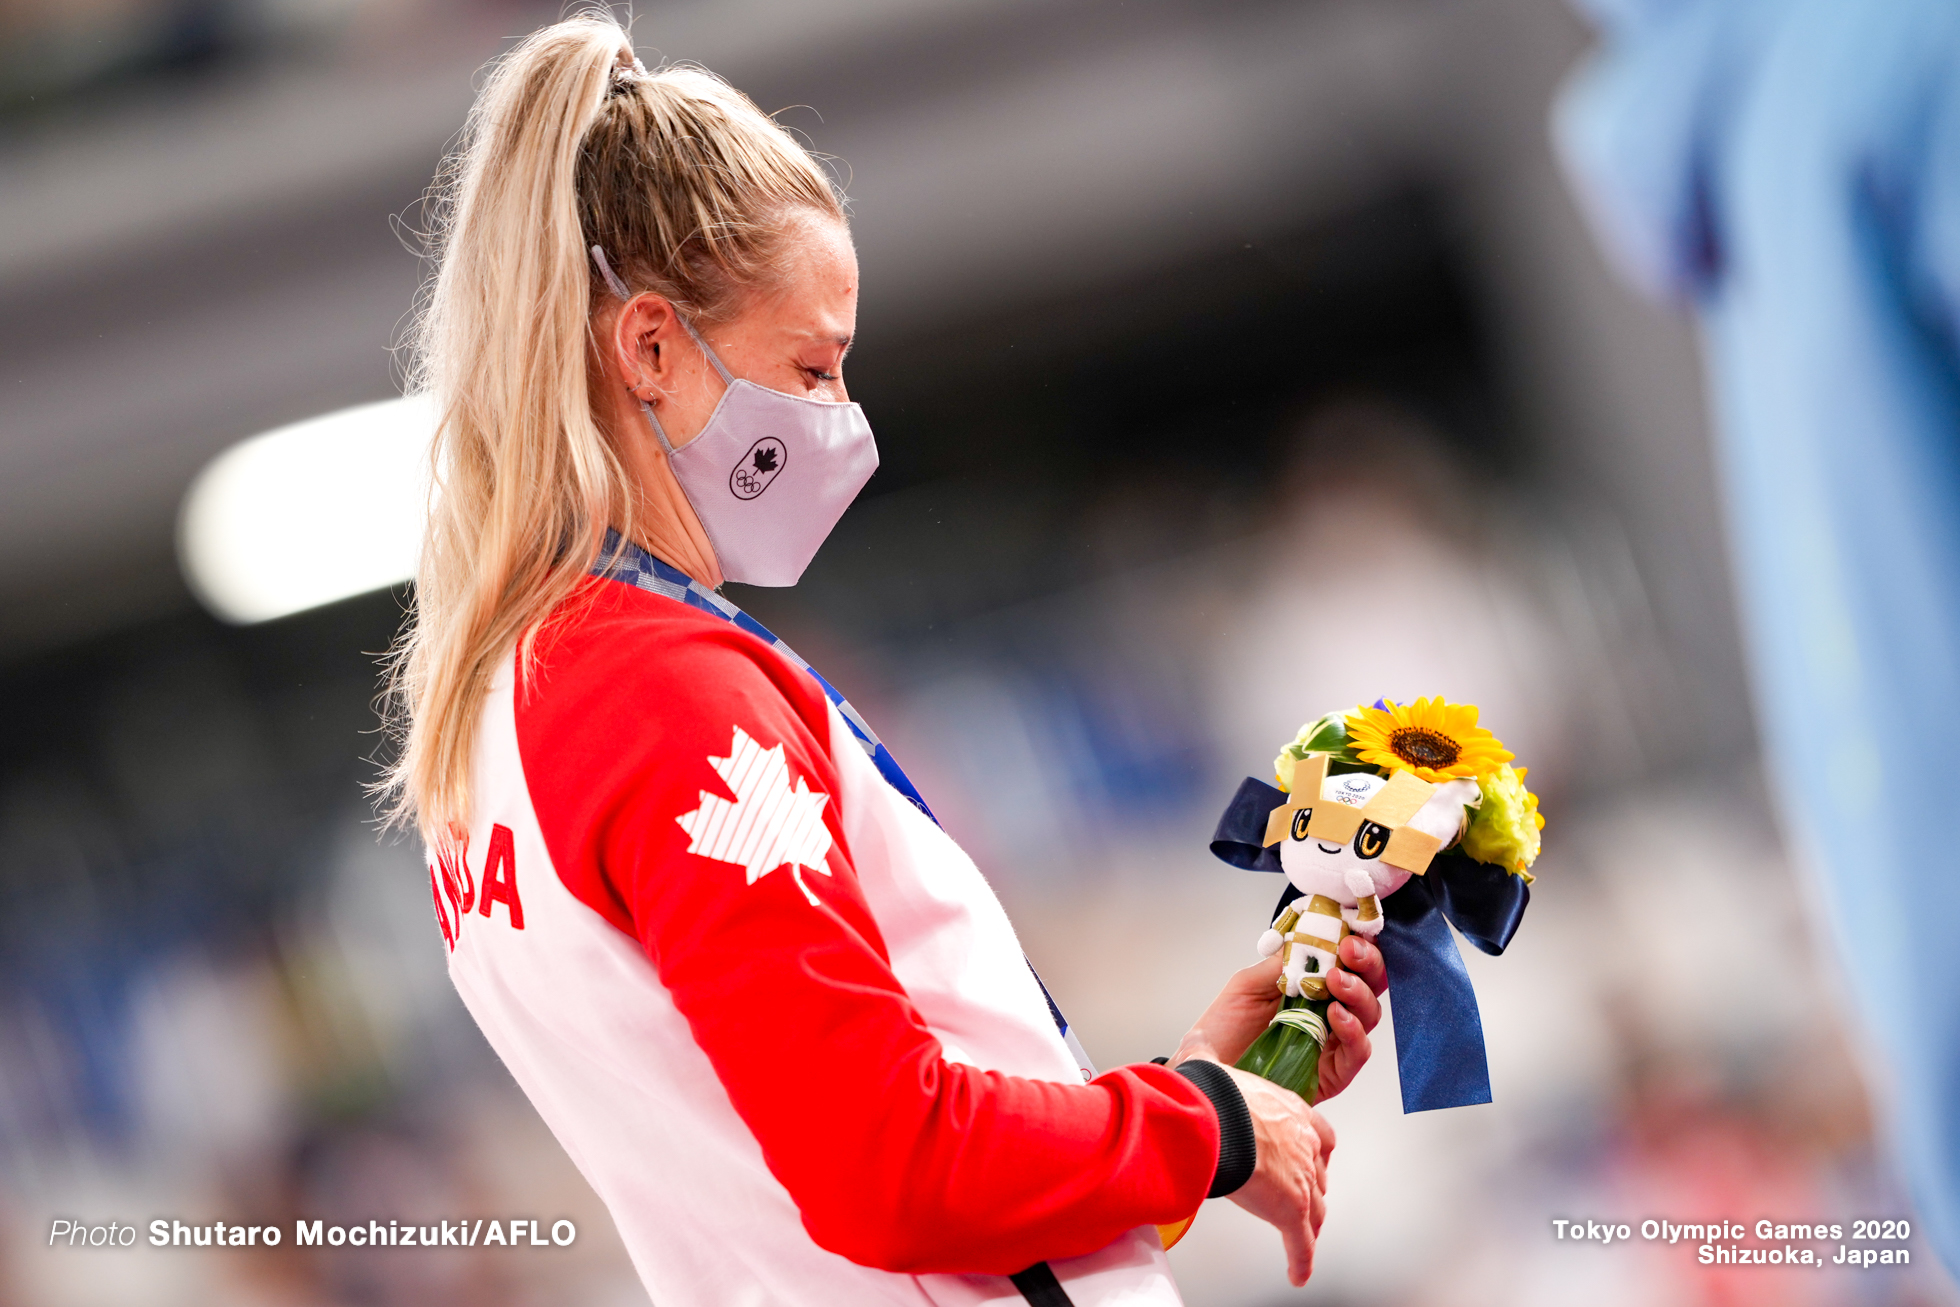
[592,532,1095,1078]
[1209,776,1530,1113]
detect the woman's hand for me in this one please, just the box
[1313,935,1387,1102]
[1177,954,1287,1067]
[1160,931,1392,1282]
[1170,1027,1336,1288]
[1175,935,1388,1100]
[1222,1067,1336,1287]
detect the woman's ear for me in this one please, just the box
[611,293,685,399]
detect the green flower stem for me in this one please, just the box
[1235,996,1327,1104]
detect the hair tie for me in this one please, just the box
[607,51,647,98]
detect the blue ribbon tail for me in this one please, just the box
[1429,849,1530,958]
[1377,876,1493,1113]
[1210,777,1286,873]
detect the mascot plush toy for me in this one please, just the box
[1211,698,1543,1112]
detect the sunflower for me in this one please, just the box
[1346,696,1513,783]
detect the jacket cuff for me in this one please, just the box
[1172,1060,1257,1198]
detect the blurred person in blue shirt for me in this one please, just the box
[1558,0,1960,1279]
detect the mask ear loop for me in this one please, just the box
[591,245,679,456]
[589,245,736,457]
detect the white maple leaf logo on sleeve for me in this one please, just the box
[677,726,833,906]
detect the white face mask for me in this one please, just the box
[591,246,879,587]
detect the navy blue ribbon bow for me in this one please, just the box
[1209,777,1529,1113]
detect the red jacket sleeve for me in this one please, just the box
[517,585,1221,1274]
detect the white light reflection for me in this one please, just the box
[177,394,434,623]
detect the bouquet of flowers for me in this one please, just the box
[1223,697,1543,1105]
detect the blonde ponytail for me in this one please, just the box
[381,11,842,840]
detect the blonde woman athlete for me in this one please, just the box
[385,14,1386,1306]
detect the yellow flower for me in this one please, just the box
[1345,696,1513,783]
[1460,764,1543,879]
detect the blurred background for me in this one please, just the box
[1,0,1951,1304]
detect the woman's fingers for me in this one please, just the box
[1316,999,1374,1101]
[1326,962,1381,1032]
[1306,1103,1337,1158]
[1293,1125,1327,1280]
[1182,955,1285,1067]
[1310,939,1387,1100]
[1324,1028,1372,1099]
[1281,1213,1316,1287]
[1227,954,1286,1012]
[1337,935,1388,998]
[1223,1065,1332,1287]
[1326,997,1367,1046]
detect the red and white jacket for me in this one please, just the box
[426,575,1226,1305]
